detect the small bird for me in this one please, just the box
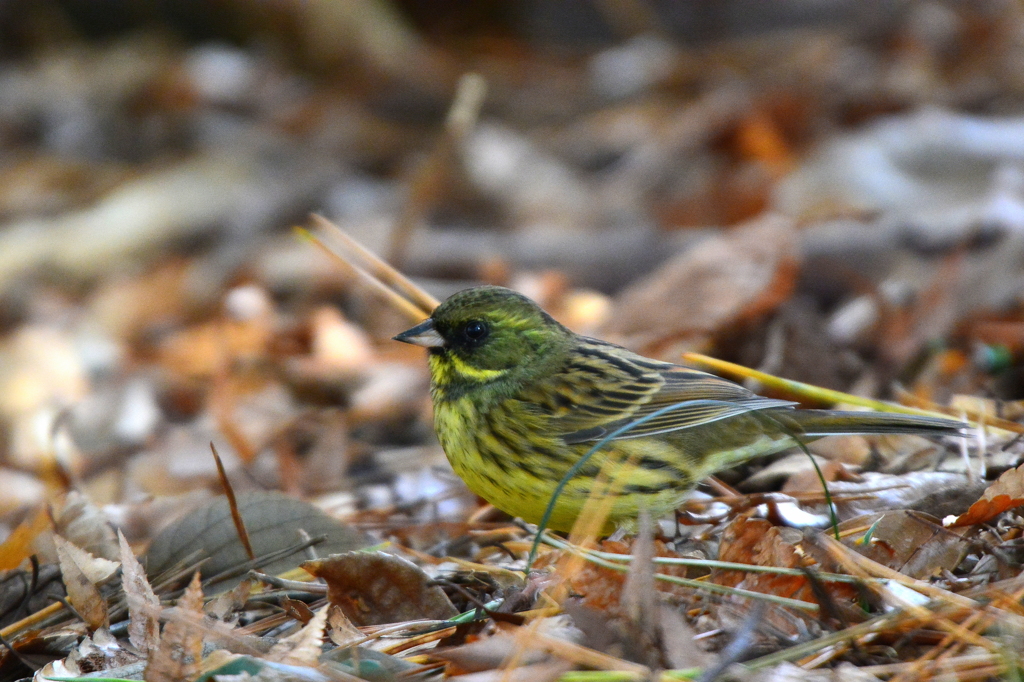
[394,286,965,533]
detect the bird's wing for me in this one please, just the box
[584,367,797,442]
[535,340,795,444]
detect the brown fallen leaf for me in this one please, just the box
[156,302,273,380]
[268,604,328,667]
[204,577,254,622]
[119,530,161,656]
[54,535,117,631]
[802,472,985,522]
[51,491,120,562]
[600,213,799,354]
[434,630,549,673]
[558,516,682,669]
[741,455,855,493]
[714,515,861,621]
[714,516,813,604]
[301,550,457,626]
[280,597,315,625]
[0,506,51,571]
[144,573,204,682]
[842,511,970,579]
[327,604,363,646]
[145,491,369,585]
[546,537,696,617]
[947,462,1024,527]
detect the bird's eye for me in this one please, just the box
[463,320,489,343]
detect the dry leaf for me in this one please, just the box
[89,258,192,342]
[434,632,549,674]
[308,306,375,372]
[145,491,369,585]
[803,472,985,522]
[740,454,848,492]
[53,535,119,583]
[205,578,254,621]
[54,535,116,631]
[327,604,362,647]
[301,550,457,626]
[268,604,328,667]
[600,213,799,353]
[119,530,161,656]
[52,492,120,562]
[551,538,695,616]
[0,507,51,571]
[947,462,1024,527]
[144,572,205,682]
[555,541,629,614]
[780,460,861,495]
[280,597,315,625]
[715,516,860,617]
[843,511,970,579]
[714,517,813,602]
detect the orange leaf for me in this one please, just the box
[714,516,812,602]
[0,507,51,570]
[714,516,860,615]
[947,463,1024,527]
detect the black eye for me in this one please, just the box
[462,320,489,343]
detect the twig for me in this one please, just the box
[310,214,439,314]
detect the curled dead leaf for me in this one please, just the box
[946,462,1024,527]
[301,550,457,626]
[714,515,860,624]
[54,535,117,631]
[119,530,161,655]
[267,605,328,667]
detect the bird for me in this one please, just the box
[394,285,966,533]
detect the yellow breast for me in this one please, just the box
[431,394,693,532]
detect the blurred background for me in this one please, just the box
[0,0,1022,548]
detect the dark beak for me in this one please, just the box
[393,319,446,348]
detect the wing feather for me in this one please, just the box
[531,339,796,444]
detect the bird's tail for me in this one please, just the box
[781,410,967,437]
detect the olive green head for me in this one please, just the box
[393,286,573,387]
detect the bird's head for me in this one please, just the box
[394,286,572,389]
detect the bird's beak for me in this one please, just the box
[393,319,446,348]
